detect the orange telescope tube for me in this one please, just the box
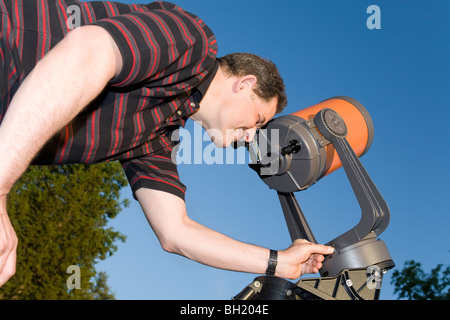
[292,96,374,177]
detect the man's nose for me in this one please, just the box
[244,127,257,143]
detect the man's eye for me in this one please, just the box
[257,117,265,128]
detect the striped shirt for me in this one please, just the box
[0,0,219,200]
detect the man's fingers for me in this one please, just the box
[0,213,18,287]
[308,243,334,255]
[0,247,16,287]
[292,239,334,255]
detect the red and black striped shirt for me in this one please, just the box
[0,0,218,199]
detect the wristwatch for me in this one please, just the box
[265,249,278,276]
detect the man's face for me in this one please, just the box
[206,89,277,148]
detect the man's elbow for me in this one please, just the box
[160,238,177,254]
[158,232,184,255]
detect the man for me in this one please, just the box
[0,0,334,289]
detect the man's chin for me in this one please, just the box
[216,140,229,149]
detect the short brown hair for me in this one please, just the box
[217,53,287,114]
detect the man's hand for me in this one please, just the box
[277,239,334,279]
[0,196,17,286]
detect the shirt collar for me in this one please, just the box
[192,60,219,103]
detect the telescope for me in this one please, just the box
[234,96,395,300]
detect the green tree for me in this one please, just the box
[390,260,450,300]
[89,271,116,300]
[0,162,129,299]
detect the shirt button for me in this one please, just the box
[190,102,196,108]
[177,110,183,116]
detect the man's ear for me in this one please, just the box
[237,74,257,92]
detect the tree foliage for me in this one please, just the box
[390,260,450,300]
[0,162,129,299]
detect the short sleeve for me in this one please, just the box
[121,150,186,201]
[90,5,218,88]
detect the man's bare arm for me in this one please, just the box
[0,25,122,286]
[0,25,121,195]
[136,188,334,279]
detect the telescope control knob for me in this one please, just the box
[314,108,348,140]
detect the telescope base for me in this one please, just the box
[233,267,390,300]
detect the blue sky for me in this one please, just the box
[95,0,450,299]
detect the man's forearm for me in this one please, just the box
[137,188,334,279]
[136,189,269,275]
[165,217,270,275]
[0,25,120,195]
[162,217,335,279]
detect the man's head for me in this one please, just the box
[217,53,287,115]
[191,53,287,148]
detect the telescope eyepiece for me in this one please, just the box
[281,140,301,156]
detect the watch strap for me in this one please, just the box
[265,249,278,276]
